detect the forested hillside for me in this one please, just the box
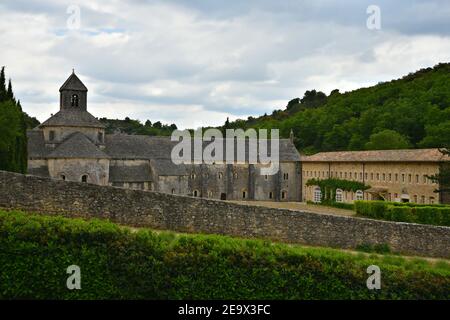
[0,67,28,173]
[223,63,450,154]
[98,117,177,136]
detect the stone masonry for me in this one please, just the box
[1,170,449,258]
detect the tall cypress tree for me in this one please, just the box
[7,79,15,103]
[0,66,6,102]
[0,67,28,173]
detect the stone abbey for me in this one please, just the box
[27,72,302,201]
[27,72,449,204]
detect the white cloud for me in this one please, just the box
[0,0,449,129]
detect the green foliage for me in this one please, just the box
[427,148,450,194]
[354,201,450,226]
[222,63,450,153]
[306,178,369,202]
[307,200,355,210]
[1,210,449,299]
[99,117,177,136]
[0,67,27,173]
[356,243,392,255]
[365,129,411,150]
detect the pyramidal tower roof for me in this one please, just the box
[59,70,88,92]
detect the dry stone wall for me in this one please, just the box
[0,170,449,258]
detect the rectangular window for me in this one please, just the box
[49,130,55,141]
[382,173,385,181]
[395,173,398,182]
[416,174,419,183]
[402,174,405,182]
[388,173,391,181]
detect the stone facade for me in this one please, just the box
[1,170,449,258]
[27,72,302,201]
[302,149,450,204]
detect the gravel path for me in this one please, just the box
[229,201,356,217]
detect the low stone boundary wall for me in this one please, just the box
[1,170,449,258]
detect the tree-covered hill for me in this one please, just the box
[223,63,450,154]
[98,117,177,136]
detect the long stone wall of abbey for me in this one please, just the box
[0,170,449,258]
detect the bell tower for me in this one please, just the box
[59,69,88,111]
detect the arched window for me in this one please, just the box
[335,189,343,202]
[233,172,238,179]
[281,190,287,199]
[313,187,322,203]
[81,175,88,183]
[171,188,175,194]
[242,190,247,199]
[355,190,364,201]
[190,172,196,179]
[218,172,223,179]
[193,190,199,197]
[71,94,79,107]
[207,191,213,198]
[60,174,66,181]
[269,192,273,199]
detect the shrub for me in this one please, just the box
[0,210,449,299]
[354,201,450,226]
[307,200,354,210]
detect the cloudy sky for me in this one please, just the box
[1,0,449,129]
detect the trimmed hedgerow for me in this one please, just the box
[0,210,449,299]
[354,201,450,226]
[307,200,355,210]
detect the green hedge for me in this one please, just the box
[354,201,450,226]
[0,210,449,299]
[307,200,355,210]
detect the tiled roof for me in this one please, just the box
[104,134,300,162]
[301,148,449,163]
[47,132,109,159]
[150,159,189,176]
[27,130,51,158]
[59,72,88,91]
[109,164,152,182]
[27,131,301,162]
[39,109,105,128]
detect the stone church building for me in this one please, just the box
[27,72,302,201]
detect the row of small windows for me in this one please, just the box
[313,187,436,204]
[190,190,288,200]
[190,172,289,180]
[313,188,364,203]
[304,170,436,185]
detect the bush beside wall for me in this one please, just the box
[354,201,450,226]
[0,210,449,300]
